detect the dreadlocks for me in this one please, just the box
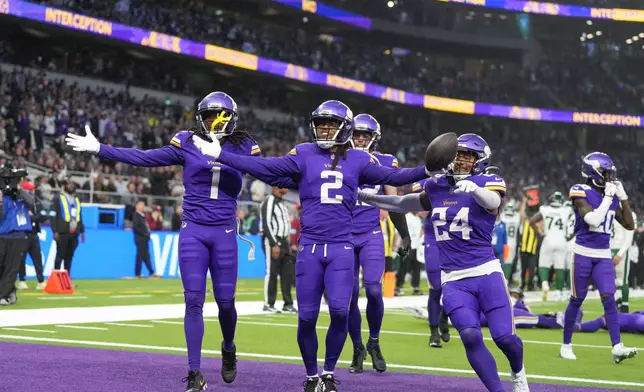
[330,143,351,171]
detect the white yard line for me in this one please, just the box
[109,295,152,299]
[104,323,154,328]
[2,327,56,334]
[55,325,108,331]
[0,334,641,388]
[150,320,183,325]
[38,296,88,300]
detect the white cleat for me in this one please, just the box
[36,281,47,290]
[560,344,576,360]
[612,343,638,364]
[17,281,28,290]
[555,312,565,328]
[510,366,530,392]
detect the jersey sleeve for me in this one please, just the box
[481,175,507,198]
[98,131,185,167]
[411,180,425,194]
[359,152,426,186]
[569,184,588,201]
[217,145,300,184]
[238,137,262,156]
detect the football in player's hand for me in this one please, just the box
[424,132,457,172]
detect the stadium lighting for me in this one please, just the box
[639,33,644,38]
[387,1,395,7]
[596,31,602,36]
[626,39,633,44]
[586,20,592,25]
[580,37,585,42]
[587,34,593,39]
[634,36,639,41]
[302,16,308,23]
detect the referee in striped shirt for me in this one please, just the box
[260,186,296,313]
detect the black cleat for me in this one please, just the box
[348,344,367,374]
[412,288,424,296]
[182,370,207,391]
[302,376,319,392]
[619,304,630,314]
[439,310,451,343]
[263,304,282,313]
[221,342,237,383]
[366,338,386,373]
[282,305,298,313]
[429,333,442,348]
[319,374,340,392]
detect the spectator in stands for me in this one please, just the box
[132,199,158,279]
[50,179,85,278]
[146,206,164,231]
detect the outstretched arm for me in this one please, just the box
[218,150,300,184]
[360,163,427,187]
[358,191,431,214]
[98,145,184,167]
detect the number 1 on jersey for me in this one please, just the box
[210,166,221,199]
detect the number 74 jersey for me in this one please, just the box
[424,173,507,271]
[569,183,619,254]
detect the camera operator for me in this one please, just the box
[17,180,47,290]
[0,166,33,305]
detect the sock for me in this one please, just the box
[538,267,550,289]
[563,297,583,344]
[323,310,349,373]
[430,326,439,335]
[502,263,512,281]
[217,298,237,351]
[322,370,333,376]
[537,315,562,329]
[184,291,206,371]
[554,269,565,291]
[348,281,362,346]
[601,296,621,346]
[298,315,319,377]
[494,334,524,374]
[460,328,504,392]
[428,288,442,327]
[578,317,605,333]
[364,283,384,339]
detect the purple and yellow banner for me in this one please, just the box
[270,0,372,30]
[2,0,642,127]
[436,0,644,22]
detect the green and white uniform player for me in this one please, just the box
[610,210,637,313]
[563,200,575,299]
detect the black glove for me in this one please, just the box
[397,236,411,259]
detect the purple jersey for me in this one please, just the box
[352,152,398,235]
[97,131,262,225]
[424,173,506,271]
[569,184,619,250]
[216,142,426,245]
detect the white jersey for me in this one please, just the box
[540,205,569,246]
[501,211,520,247]
[610,211,637,250]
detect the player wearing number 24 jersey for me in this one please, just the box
[191,100,427,392]
[64,91,294,392]
[358,133,529,392]
[560,152,638,364]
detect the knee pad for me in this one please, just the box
[568,296,584,308]
[459,327,483,349]
[364,283,382,301]
[216,297,235,312]
[299,309,319,324]
[185,291,205,313]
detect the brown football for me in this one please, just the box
[424,132,458,173]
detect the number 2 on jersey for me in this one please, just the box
[320,170,343,204]
[432,207,473,241]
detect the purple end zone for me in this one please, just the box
[0,342,621,391]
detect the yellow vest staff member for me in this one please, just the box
[519,197,539,291]
[51,180,85,278]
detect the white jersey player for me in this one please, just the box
[610,210,636,312]
[529,192,570,301]
[500,199,521,282]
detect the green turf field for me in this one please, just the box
[1,278,643,390]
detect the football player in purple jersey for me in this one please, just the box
[576,300,644,334]
[560,152,638,363]
[65,92,293,392]
[346,113,411,374]
[356,134,529,392]
[191,100,427,392]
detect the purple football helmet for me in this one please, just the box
[195,92,238,139]
[350,114,381,152]
[582,152,616,188]
[448,133,491,180]
[310,100,354,149]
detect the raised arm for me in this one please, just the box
[360,163,427,187]
[614,181,635,231]
[571,183,615,228]
[358,191,431,214]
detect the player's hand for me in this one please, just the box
[271,245,280,259]
[397,236,411,259]
[613,255,621,265]
[453,180,479,194]
[65,124,100,153]
[193,134,222,159]
[613,181,628,201]
[603,182,616,198]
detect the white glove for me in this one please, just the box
[453,180,479,194]
[613,181,628,201]
[192,134,222,159]
[603,181,616,198]
[64,124,100,154]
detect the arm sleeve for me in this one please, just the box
[360,163,426,187]
[260,198,278,246]
[472,186,502,210]
[97,144,184,167]
[218,150,300,182]
[389,212,410,239]
[358,192,426,214]
[583,196,613,228]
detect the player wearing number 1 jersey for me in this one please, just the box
[65,92,292,392]
[529,191,569,301]
[560,152,638,363]
[358,134,529,392]
[191,100,427,392]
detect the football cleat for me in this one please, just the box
[282,305,298,313]
[510,367,530,392]
[263,305,281,313]
[560,344,576,360]
[348,344,367,374]
[612,343,638,364]
[302,376,320,392]
[319,374,339,392]
[366,338,386,373]
[439,310,451,342]
[182,370,207,391]
[429,333,442,348]
[221,342,237,383]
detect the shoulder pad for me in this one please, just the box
[169,131,191,148]
[569,184,589,199]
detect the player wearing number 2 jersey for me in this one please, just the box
[358,134,529,392]
[560,152,637,364]
[190,100,427,392]
[64,92,293,392]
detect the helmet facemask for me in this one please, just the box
[312,117,345,149]
[350,130,376,152]
[197,109,235,139]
